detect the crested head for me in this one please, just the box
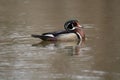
[64,19,85,40]
[64,20,82,32]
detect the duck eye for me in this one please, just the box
[67,24,73,29]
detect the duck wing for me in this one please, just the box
[31,30,70,41]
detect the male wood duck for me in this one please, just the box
[31,20,85,41]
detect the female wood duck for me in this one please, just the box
[31,20,85,41]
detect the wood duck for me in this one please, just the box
[31,20,85,41]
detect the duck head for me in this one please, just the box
[64,20,85,40]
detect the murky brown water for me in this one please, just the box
[0,0,120,80]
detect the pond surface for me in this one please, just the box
[0,0,120,80]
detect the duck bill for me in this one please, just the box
[77,24,82,28]
[74,25,83,29]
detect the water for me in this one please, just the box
[0,0,120,80]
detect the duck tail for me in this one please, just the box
[31,34,42,38]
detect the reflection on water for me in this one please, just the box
[0,0,120,80]
[32,40,85,56]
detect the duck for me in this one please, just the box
[31,20,85,41]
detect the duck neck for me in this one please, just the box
[74,28,85,40]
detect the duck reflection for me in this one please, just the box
[32,40,85,56]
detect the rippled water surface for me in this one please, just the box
[0,0,120,80]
